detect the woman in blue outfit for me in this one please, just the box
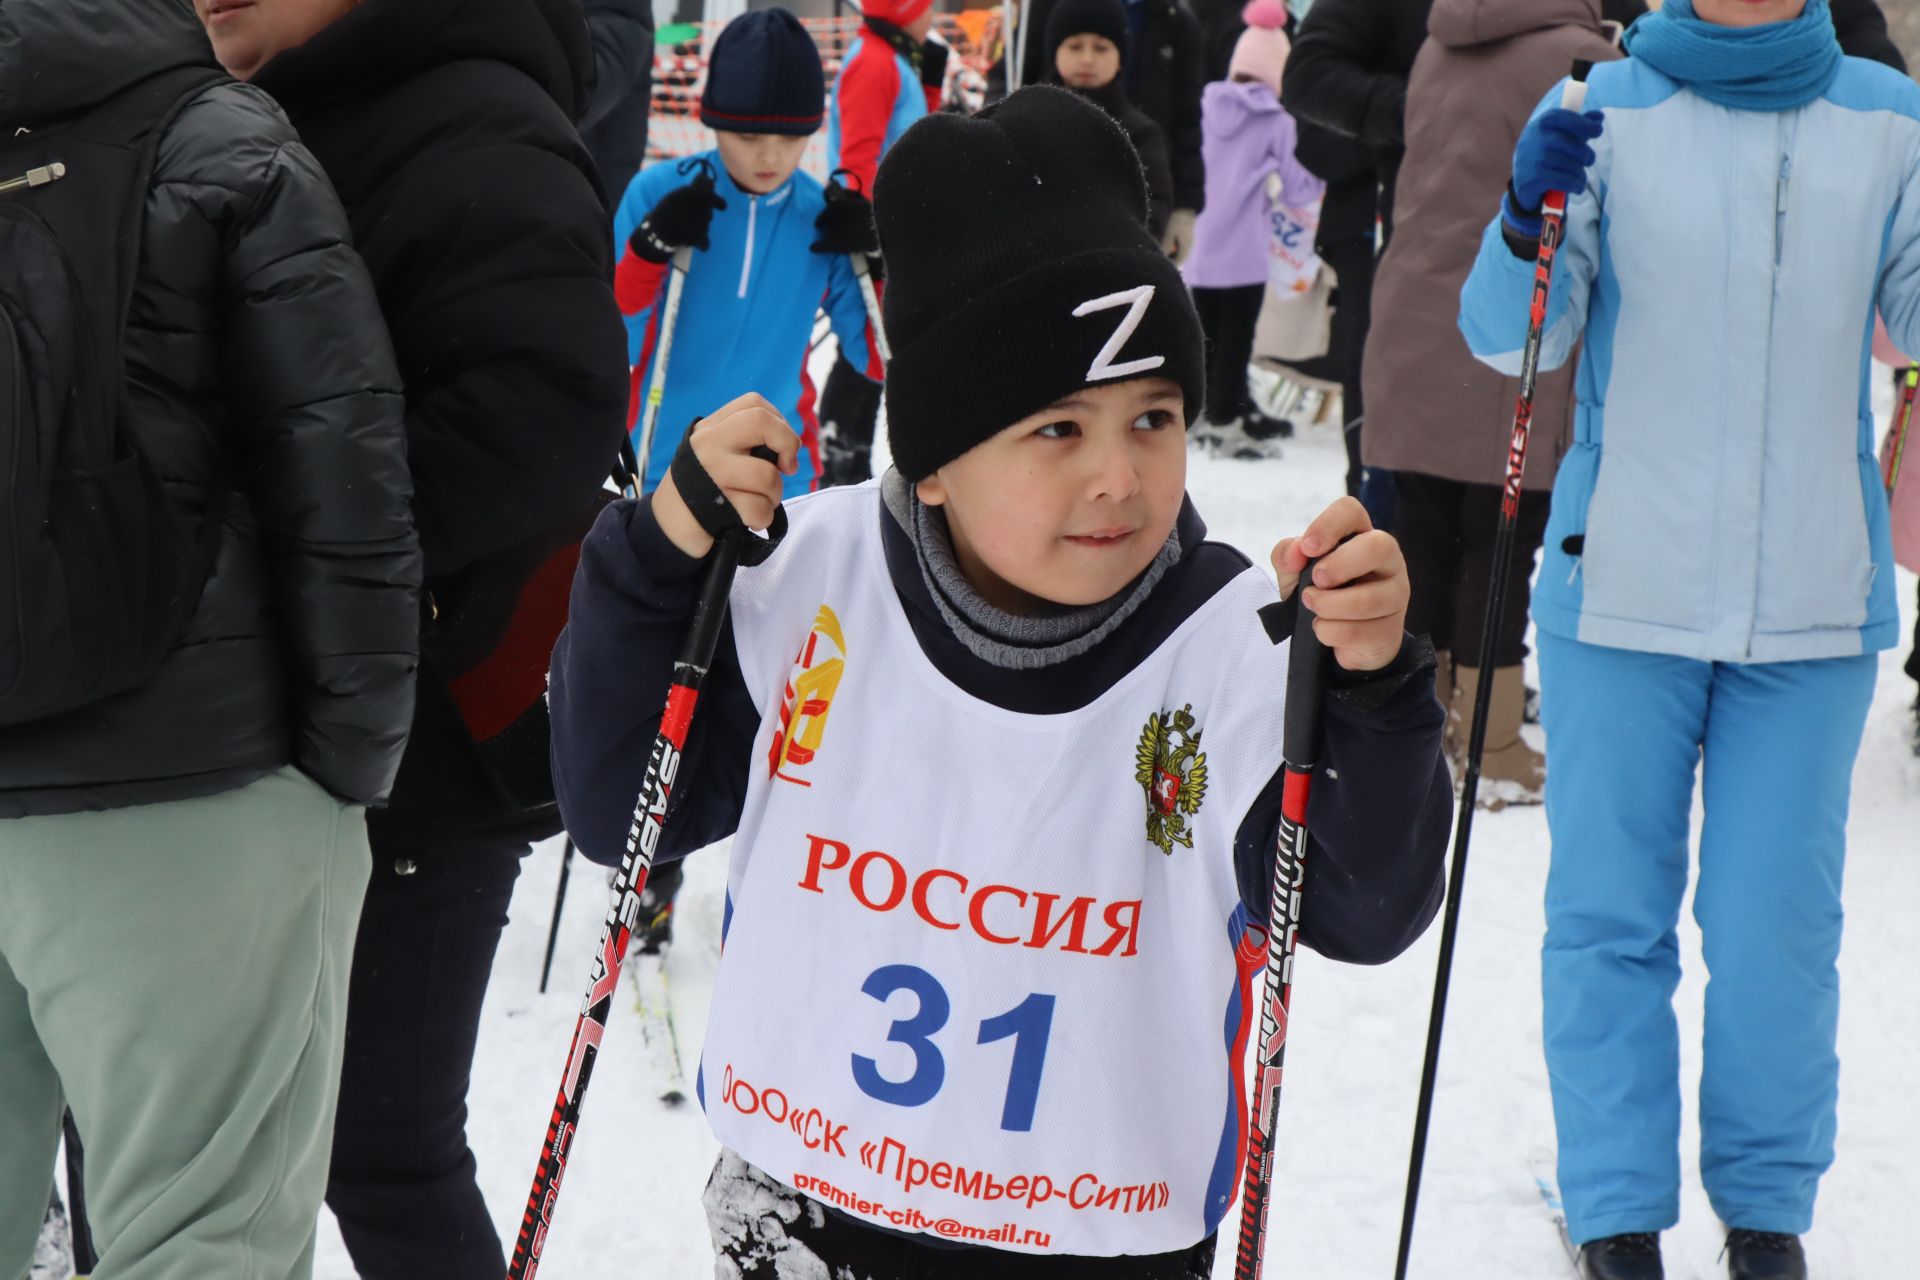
[1459,3,1919,1278]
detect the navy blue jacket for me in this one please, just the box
[550,489,1450,965]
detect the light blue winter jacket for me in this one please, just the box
[1459,56,1920,663]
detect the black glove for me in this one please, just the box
[919,39,950,90]
[630,179,727,263]
[811,182,880,258]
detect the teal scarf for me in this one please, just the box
[1624,0,1843,112]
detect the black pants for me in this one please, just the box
[326,839,525,1279]
[1323,236,1375,499]
[1908,579,1920,687]
[1190,283,1264,425]
[1394,471,1551,667]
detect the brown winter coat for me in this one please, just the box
[1360,0,1619,489]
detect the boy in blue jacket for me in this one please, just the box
[611,8,884,496]
[554,88,1450,1278]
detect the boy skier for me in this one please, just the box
[817,0,948,487]
[554,88,1450,1277]
[610,8,884,496]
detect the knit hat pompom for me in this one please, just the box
[873,88,1204,482]
[1229,6,1292,97]
[1241,0,1289,30]
[699,8,826,136]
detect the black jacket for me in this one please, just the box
[1023,0,1208,211]
[1059,78,1177,239]
[0,0,420,819]
[580,0,656,200]
[252,0,631,846]
[551,489,1452,966]
[1280,0,1431,238]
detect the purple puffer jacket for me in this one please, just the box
[1183,79,1324,290]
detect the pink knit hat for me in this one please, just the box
[1229,0,1292,97]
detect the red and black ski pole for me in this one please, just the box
[1392,60,1593,1280]
[508,496,776,1279]
[1233,559,1331,1280]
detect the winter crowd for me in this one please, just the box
[0,0,1914,1278]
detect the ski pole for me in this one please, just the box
[64,1111,96,1275]
[1885,361,1916,495]
[1233,558,1331,1280]
[1012,0,1032,94]
[1393,59,1593,1280]
[851,252,892,366]
[537,839,576,995]
[632,244,693,492]
[508,500,775,1279]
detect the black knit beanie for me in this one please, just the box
[1045,0,1133,66]
[700,9,826,136]
[874,87,1203,482]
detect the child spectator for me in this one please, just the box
[611,9,885,495]
[552,87,1450,1278]
[1046,0,1177,240]
[1183,1,1324,457]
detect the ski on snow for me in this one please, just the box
[630,947,688,1107]
[1529,1147,1580,1273]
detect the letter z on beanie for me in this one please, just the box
[700,8,826,136]
[873,87,1205,482]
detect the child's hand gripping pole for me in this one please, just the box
[1232,559,1332,1280]
[824,169,893,368]
[1393,59,1592,1280]
[508,454,785,1280]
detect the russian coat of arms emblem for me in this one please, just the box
[1135,704,1209,854]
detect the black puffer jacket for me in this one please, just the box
[1280,0,1430,237]
[1024,0,1207,211]
[580,0,656,200]
[0,0,420,820]
[250,0,630,846]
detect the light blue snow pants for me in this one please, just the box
[1536,633,1876,1245]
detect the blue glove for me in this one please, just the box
[1504,108,1605,238]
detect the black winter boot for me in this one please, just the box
[1724,1230,1806,1280]
[1577,1232,1665,1280]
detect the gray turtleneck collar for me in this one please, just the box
[880,470,1181,671]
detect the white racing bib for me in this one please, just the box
[697,486,1293,1257]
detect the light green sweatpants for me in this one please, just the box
[0,767,370,1280]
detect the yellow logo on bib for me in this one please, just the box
[1135,704,1208,855]
[769,605,847,787]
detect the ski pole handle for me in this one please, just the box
[1234,559,1330,1280]
[508,494,777,1279]
[1501,60,1592,523]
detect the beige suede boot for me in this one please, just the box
[1452,664,1545,810]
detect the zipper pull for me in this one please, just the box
[0,161,66,196]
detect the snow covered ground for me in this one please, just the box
[313,379,1920,1279]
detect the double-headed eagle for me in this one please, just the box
[1135,704,1210,855]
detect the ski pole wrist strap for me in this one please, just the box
[669,429,788,566]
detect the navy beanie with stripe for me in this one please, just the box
[700,9,826,136]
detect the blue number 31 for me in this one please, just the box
[851,964,1056,1132]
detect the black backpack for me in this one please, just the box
[0,65,231,727]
